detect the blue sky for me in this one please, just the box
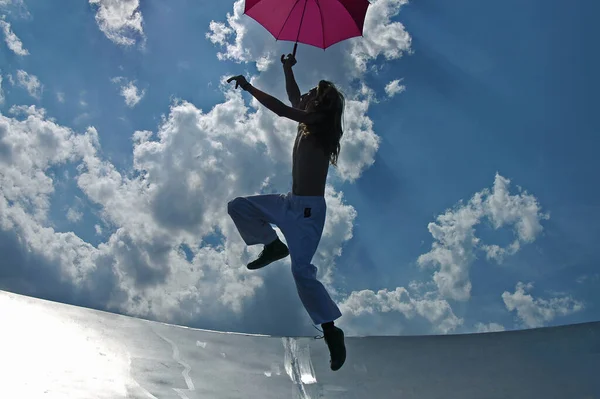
[0,0,598,337]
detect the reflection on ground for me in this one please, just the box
[1,290,598,398]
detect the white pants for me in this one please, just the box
[227,192,342,325]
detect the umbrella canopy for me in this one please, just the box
[244,0,370,55]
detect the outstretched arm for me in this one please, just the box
[227,75,323,125]
[281,54,301,108]
[248,84,322,124]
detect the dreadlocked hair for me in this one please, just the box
[298,80,345,166]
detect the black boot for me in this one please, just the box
[322,322,346,371]
[247,238,289,270]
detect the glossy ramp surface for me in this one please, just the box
[0,290,598,398]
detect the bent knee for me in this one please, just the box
[291,263,317,280]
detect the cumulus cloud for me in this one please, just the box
[339,286,463,335]
[480,175,550,263]
[316,186,357,288]
[474,322,505,333]
[6,0,393,333]
[418,173,549,301]
[0,0,28,17]
[15,69,42,99]
[0,16,28,55]
[89,0,144,47]
[0,74,360,334]
[3,0,563,338]
[334,96,380,182]
[206,0,269,65]
[66,208,83,223]
[502,282,584,329]
[206,20,232,47]
[112,77,145,107]
[576,274,599,284]
[0,101,263,326]
[207,0,411,78]
[350,0,412,73]
[206,0,404,184]
[0,105,92,222]
[0,74,4,104]
[337,174,549,335]
[385,78,405,97]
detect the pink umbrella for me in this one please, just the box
[244,0,370,56]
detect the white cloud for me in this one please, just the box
[0,74,4,104]
[56,92,65,103]
[0,16,28,55]
[204,0,413,184]
[66,208,83,223]
[206,5,552,335]
[0,105,96,226]
[0,78,359,331]
[474,322,505,333]
[0,0,28,17]
[112,77,145,107]
[89,0,144,47]
[206,1,264,64]
[206,1,394,183]
[481,174,550,262]
[0,0,400,336]
[15,69,42,99]
[0,1,568,339]
[207,0,411,78]
[316,186,357,288]
[206,20,232,47]
[339,286,463,335]
[385,78,406,97]
[332,173,548,334]
[576,274,599,284]
[123,92,358,300]
[418,173,549,301]
[0,102,257,322]
[502,282,584,328]
[334,96,380,182]
[349,0,412,74]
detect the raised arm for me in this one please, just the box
[281,54,301,108]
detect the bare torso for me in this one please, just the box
[291,128,329,197]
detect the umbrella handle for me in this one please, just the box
[293,42,298,57]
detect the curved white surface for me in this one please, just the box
[0,290,598,398]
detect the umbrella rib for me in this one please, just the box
[336,0,364,37]
[295,0,309,43]
[276,0,301,43]
[314,0,325,50]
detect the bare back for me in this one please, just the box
[292,127,329,197]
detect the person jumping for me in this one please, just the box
[226,53,346,371]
